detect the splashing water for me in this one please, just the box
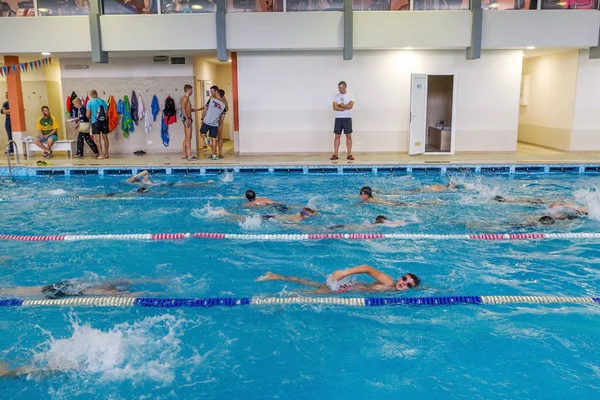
[30,313,185,385]
[574,188,600,221]
[219,171,234,183]
[191,202,228,219]
[47,189,67,196]
[238,214,263,230]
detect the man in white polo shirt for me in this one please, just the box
[331,81,355,161]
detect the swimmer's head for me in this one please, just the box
[359,186,373,200]
[137,187,148,194]
[538,216,555,225]
[396,273,420,291]
[374,215,388,224]
[245,189,256,201]
[447,178,459,189]
[493,195,506,203]
[300,207,316,218]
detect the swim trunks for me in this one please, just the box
[41,281,83,299]
[326,275,357,293]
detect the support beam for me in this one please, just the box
[589,27,600,59]
[89,0,108,63]
[343,0,353,61]
[216,0,228,62]
[467,0,482,60]
[4,56,27,148]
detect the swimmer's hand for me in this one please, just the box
[330,270,347,281]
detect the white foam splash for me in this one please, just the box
[31,313,184,384]
[238,214,262,230]
[219,171,234,183]
[574,188,600,221]
[47,189,67,196]
[190,202,227,219]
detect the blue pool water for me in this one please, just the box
[1,170,600,399]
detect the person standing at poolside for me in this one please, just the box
[331,81,355,161]
[71,97,100,159]
[200,90,226,161]
[33,106,59,158]
[181,84,200,161]
[1,92,13,155]
[198,85,219,148]
[216,89,229,159]
[86,90,110,159]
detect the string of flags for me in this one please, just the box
[0,57,52,77]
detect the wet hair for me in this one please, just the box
[245,189,256,201]
[360,186,373,198]
[210,85,219,91]
[302,207,316,215]
[493,195,506,203]
[338,81,347,87]
[406,273,421,288]
[184,84,192,92]
[137,187,148,194]
[374,215,388,224]
[538,216,555,225]
[218,89,225,98]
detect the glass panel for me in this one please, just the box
[482,0,533,9]
[286,0,343,11]
[1,0,32,16]
[353,0,410,10]
[414,0,469,9]
[37,0,90,15]
[541,0,597,8]
[227,0,283,11]
[162,0,216,13]
[102,0,158,14]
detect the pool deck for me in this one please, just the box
[2,142,599,168]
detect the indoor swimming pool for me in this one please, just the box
[1,167,600,399]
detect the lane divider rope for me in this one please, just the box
[0,296,598,308]
[2,232,600,242]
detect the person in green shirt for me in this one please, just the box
[34,106,59,158]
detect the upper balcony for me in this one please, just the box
[0,0,598,55]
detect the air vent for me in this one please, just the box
[170,57,186,65]
[64,64,89,70]
[153,56,169,64]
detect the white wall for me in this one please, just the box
[572,50,600,152]
[518,50,579,151]
[237,50,522,154]
[61,57,194,154]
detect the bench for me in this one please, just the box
[22,140,76,159]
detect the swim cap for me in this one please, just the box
[493,195,506,203]
[246,189,256,201]
[538,216,555,225]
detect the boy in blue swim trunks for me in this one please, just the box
[33,106,59,158]
[257,265,420,294]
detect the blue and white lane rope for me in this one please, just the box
[0,296,598,308]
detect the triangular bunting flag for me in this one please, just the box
[37,60,41,68]
[20,63,24,72]
[2,66,6,75]
[48,57,52,65]
[44,58,48,66]
[11,65,17,74]
[0,68,3,78]
[29,61,33,70]
[24,63,28,72]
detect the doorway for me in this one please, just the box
[409,74,457,155]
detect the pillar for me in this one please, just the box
[4,56,26,149]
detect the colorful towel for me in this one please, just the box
[151,95,160,121]
[121,95,134,138]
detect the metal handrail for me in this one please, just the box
[5,140,20,181]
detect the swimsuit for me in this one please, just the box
[40,281,83,299]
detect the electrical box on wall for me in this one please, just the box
[153,56,169,64]
[170,57,186,65]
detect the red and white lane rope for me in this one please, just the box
[1,232,600,242]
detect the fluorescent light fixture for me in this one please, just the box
[404,47,413,50]
[41,52,51,56]
[228,59,232,62]
[526,46,535,50]
[488,3,498,8]
[38,7,48,11]
[191,4,203,9]
[556,1,566,4]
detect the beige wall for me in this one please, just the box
[518,50,579,151]
[571,50,600,151]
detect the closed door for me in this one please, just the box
[409,73,428,155]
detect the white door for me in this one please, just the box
[227,83,234,141]
[409,73,428,155]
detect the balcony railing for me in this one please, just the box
[0,0,595,16]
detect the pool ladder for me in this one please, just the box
[5,140,20,181]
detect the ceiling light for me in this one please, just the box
[191,4,203,9]
[526,46,535,50]
[41,52,51,56]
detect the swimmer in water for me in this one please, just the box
[326,215,414,230]
[257,265,420,294]
[548,201,588,215]
[243,189,284,209]
[410,178,460,193]
[359,186,422,208]
[492,195,545,205]
[216,207,317,223]
[0,279,149,299]
[80,187,167,198]
[127,170,214,187]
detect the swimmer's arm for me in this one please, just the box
[332,265,395,286]
[127,170,149,183]
[386,221,409,227]
[549,201,587,213]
